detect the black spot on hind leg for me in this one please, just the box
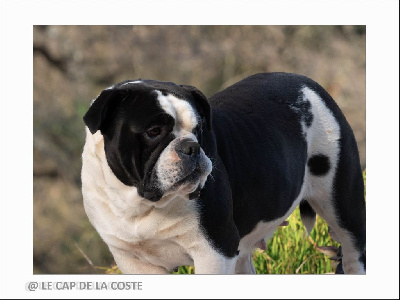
[308,154,331,176]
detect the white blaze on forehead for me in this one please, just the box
[155,90,198,134]
[155,90,177,119]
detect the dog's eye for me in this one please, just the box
[146,127,162,138]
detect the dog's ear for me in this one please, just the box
[83,88,125,134]
[180,85,212,131]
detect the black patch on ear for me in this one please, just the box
[83,89,125,134]
[180,85,212,131]
[308,154,331,176]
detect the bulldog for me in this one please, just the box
[81,73,366,274]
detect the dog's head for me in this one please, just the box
[83,80,213,201]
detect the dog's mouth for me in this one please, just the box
[167,164,207,198]
[140,140,212,202]
[140,160,211,202]
[189,185,202,200]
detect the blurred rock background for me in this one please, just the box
[33,25,366,274]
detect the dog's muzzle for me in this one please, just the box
[141,137,212,202]
[175,139,207,199]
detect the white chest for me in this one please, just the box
[81,130,202,269]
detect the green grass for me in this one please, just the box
[104,171,366,275]
[252,208,340,274]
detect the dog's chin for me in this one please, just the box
[145,153,212,203]
[164,173,202,198]
[161,167,210,200]
[141,167,210,202]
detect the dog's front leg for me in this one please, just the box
[109,246,169,274]
[192,249,238,274]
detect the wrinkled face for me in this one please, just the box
[83,80,213,201]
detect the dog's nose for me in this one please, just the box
[176,139,200,158]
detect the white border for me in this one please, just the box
[1,0,399,299]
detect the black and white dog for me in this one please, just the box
[81,73,366,274]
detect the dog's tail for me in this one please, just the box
[299,200,316,234]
